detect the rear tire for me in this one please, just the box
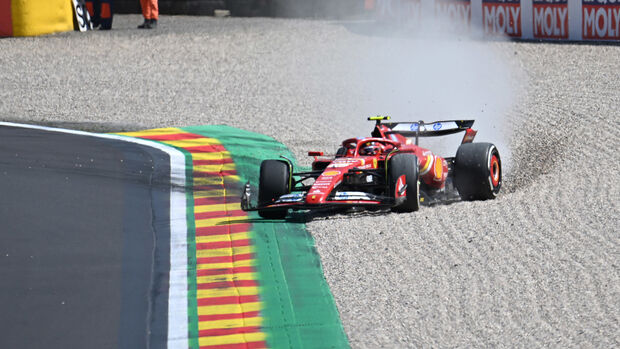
[388,153,420,212]
[454,143,502,200]
[258,160,290,219]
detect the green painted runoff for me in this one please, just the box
[182,125,349,349]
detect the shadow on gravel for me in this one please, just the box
[225,199,469,224]
[292,208,395,223]
[289,209,391,222]
[218,208,392,224]
[281,198,466,222]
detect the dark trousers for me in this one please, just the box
[86,0,113,29]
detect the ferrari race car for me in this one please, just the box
[241,116,502,219]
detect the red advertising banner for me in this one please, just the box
[361,0,619,41]
[435,0,472,31]
[483,0,522,37]
[533,0,569,38]
[583,0,620,39]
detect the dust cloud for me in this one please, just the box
[321,9,524,168]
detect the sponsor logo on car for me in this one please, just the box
[334,191,373,201]
[323,171,340,176]
[334,158,357,164]
[312,182,331,188]
[276,193,305,203]
[328,162,351,168]
[395,175,407,198]
[433,122,443,130]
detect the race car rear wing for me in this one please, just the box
[383,120,475,137]
[368,117,477,145]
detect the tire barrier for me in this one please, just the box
[365,0,620,41]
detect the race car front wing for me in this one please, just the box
[240,182,395,212]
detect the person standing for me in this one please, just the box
[85,0,113,30]
[138,0,158,29]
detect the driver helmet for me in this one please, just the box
[360,142,384,155]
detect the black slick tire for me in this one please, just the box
[454,142,502,201]
[258,159,290,219]
[388,153,420,212]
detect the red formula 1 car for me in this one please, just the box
[241,116,502,219]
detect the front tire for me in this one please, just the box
[454,143,502,200]
[388,153,420,212]
[258,160,290,219]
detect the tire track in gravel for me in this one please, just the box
[434,214,502,347]
[306,39,619,347]
[523,184,579,344]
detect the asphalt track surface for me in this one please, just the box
[0,126,170,348]
[1,15,618,347]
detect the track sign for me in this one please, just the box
[375,0,422,23]
[583,0,620,40]
[483,0,522,37]
[72,0,92,32]
[435,0,472,32]
[533,0,569,39]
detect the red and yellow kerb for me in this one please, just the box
[119,128,266,349]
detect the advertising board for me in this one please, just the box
[364,0,619,40]
[435,0,472,31]
[533,0,569,38]
[482,0,522,37]
[582,0,620,39]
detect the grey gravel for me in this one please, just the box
[1,15,619,348]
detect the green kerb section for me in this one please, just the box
[182,125,350,349]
